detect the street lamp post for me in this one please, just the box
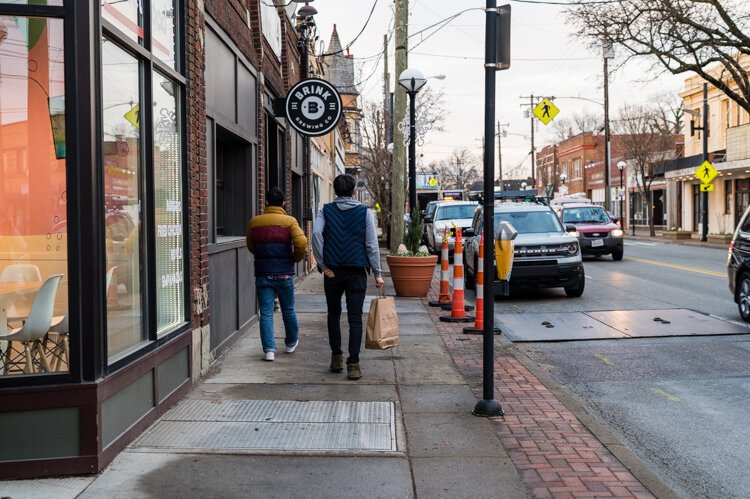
[294,0,318,253]
[617,161,626,227]
[398,68,427,214]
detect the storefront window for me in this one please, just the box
[153,72,184,334]
[102,0,144,44]
[101,39,144,360]
[152,0,176,69]
[0,16,68,376]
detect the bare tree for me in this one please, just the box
[614,104,679,236]
[551,112,603,142]
[359,92,447,242]
[567,0,750,113]
[359,103,392,237]
[432,148,481,191]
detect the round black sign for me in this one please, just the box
[285,78,343,137]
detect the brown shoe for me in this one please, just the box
[347,363,362,380]
[330,354,344,373]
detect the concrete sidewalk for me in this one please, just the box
[2,260,527,499]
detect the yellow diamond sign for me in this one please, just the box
[694,161,717,184]
[700,183,714,192]
[532,98,559,125]
[123,104,141,129]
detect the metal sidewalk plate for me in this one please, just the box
[133,400,396,453]
[588,309,750,338]
[500,309,750,342]
[498,312,627,342]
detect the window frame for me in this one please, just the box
[99,0,190,374]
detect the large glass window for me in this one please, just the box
[153,72,184,334]
[0,16,68,376]
[101,39,144,360]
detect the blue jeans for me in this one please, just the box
[257,276,299,353]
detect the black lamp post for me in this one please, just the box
[617,161,626,226]
[294,0,317,232]
[398,68,427,214]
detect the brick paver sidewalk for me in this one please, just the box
[423,278,655,499]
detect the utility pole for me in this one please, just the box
[497,121,508,190]
[519,95,538,190]
[390,0,408,252]
[383,33,391,250]
[701,82,709,241]
[603,42,614,213]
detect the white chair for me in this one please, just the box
[0,263,42,283]
[1,274,63,374]
[46,267,116,372]
[1,263,43,319]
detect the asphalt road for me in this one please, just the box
[469,239,750,498]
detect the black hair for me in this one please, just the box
[267,187,285,207]
[333,174,356,197]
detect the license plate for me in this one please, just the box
[591,239,604,247]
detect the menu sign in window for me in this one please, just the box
[153,73,185,333]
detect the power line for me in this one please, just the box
[318,0,379,57]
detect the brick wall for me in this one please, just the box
[187,0,209,328]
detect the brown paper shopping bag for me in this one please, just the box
[365,294,400,350]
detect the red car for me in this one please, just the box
[558,203,624,260]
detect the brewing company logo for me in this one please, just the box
[285,78,343,137]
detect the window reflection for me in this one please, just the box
[101,0,144,44]
[0,17,68,376]
[101,39,144,360]
[152,0,177,69]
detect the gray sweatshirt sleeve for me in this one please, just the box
[312,208,326,271]
[365,209,382,277]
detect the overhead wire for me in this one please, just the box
[318,0,379,57]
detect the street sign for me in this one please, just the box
[124,104,140,129]
[694,160,718,184]
[700,183,714,192]
[532,98,559,125]
[285,78,343,137]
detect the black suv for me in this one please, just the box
[728,207,750,321]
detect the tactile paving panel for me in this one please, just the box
[133,400,396,452]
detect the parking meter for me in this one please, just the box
[494,221,518,281]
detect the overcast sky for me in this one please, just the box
[311,0,686,180]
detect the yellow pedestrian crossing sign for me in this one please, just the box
[700,183,714,192]
[694,161,717,184]
[428,177,437,187]
[124,104,141,129]
[532,98,559,125]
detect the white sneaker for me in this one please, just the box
[264,351,275,361]
[285,340,299,353]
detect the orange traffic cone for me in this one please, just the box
[440,228,474,324]
[429,228,452,307]
[464,232,501,335]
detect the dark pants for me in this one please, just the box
[324,268,367,364]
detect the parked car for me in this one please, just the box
[425,201,478,254]
[728,206,750,321]
[464,201,585,297]
[558,203,624,260]
[421,200,441,244]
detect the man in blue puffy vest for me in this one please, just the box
[312,174,384,380]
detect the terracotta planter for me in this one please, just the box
[386,255,438,297]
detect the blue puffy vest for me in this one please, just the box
[323,204,369,270]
